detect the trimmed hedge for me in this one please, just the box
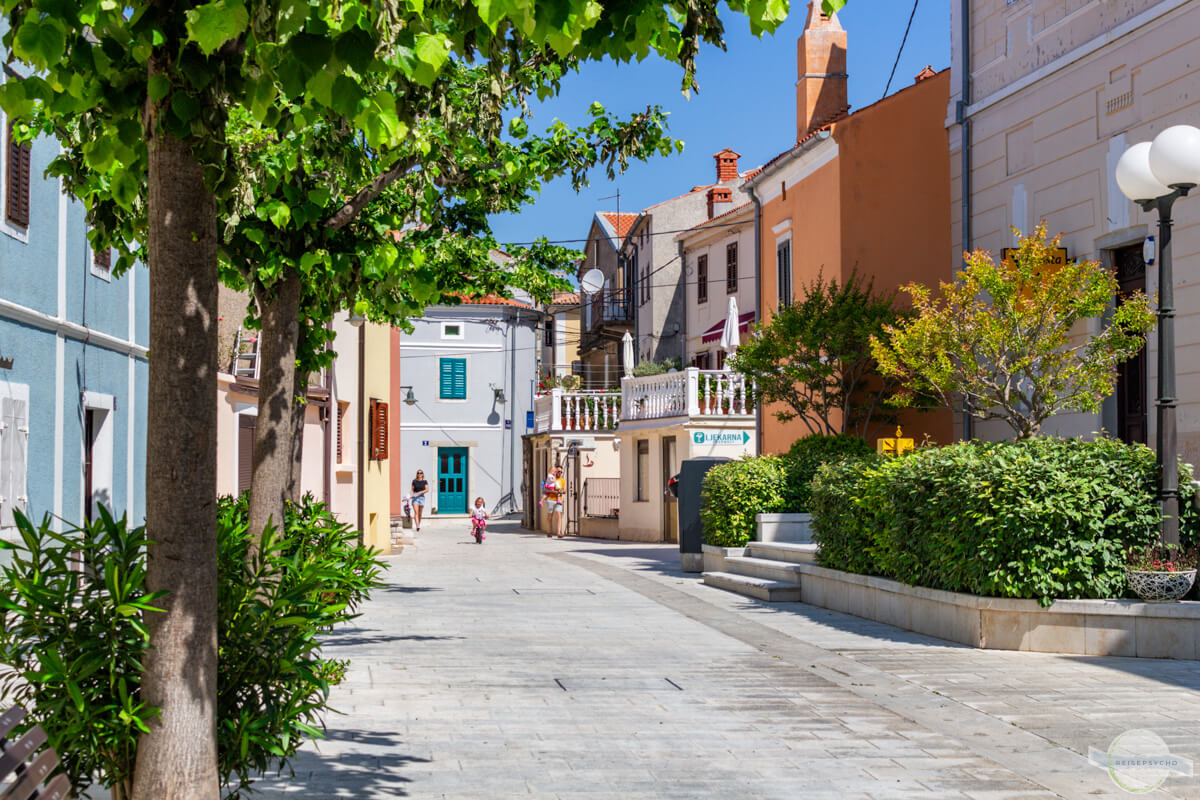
[810,437,1197,605]
[700,434,873,547]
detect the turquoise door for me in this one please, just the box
[437,447,468,514]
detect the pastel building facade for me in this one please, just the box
[0,87,149,539]
[949,0,1200,453]
[745,3,954,453]
[395,293,538,519]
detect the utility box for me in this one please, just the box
[675,457,731,573]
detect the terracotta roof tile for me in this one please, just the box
[600,212,638,239]
[550,292,580,306]
[454,294,533,309]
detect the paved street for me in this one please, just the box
[253,517,1200,799]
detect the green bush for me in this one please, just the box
[700,456,791,547]
[631,358,679,377]
[784,434,874,511]
[0,495,384,799]
[810,437,1192,604]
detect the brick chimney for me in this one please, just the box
[914,65,936,83]
[706,186,732,219]
[795,0,848,141]
[713,148,741,182]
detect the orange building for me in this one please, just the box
[743,2,954,453]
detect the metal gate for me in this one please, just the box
[564,445,581,537]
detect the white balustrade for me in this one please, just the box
[621,368,754,421]
[532,389,622,432]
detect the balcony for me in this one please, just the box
[621,368,753,423]
[589,288,631,328]
[533,389,623,434]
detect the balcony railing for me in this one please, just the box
[590,288,631,327]
[533,389,622,433]
[621,368,753,422]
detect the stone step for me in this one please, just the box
[724,555,807,583]
[745,541,819,564]
[701,571,802,602]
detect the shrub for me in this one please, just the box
[631,358,679,377]
[0,495,384,799]
[810,437,1191,605]
[784,434,874,511]
[700,456,791,547]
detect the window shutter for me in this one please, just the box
[237,415,256,496]
[697,255,707,303]
[439,359,453,399]
[6,122,31,229]
[369,400,389,460]
[1,396,29,528]
[336,402,347,463]
[726,242,738,294]
[453,361,465,399]
[439,358,467,399]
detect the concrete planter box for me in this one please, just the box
[702,544,746,573]
[755,513,812,544]
[796,562,1200,659]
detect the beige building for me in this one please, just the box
[540,291,583,382]
[950,0,1200,453]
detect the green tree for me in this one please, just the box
[729,272,906,437]
[871,224,1156,440]
[1,2,793,796]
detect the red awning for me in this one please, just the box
[700,310,756,344]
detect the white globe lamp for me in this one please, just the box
[1115,142,1170,202]
[1148,125,1200,190]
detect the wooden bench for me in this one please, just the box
[0,707,71,800]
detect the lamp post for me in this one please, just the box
[1116,125,1200,545]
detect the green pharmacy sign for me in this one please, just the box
[693,430,751,446]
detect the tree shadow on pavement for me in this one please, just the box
[320,628,462,648]
[572,544,689,580]
[251,727,431,798]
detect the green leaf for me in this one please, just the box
[185,0,251,55]
[14,19,67,70]
[260,200,291,229]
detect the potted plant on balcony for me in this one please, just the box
[1126,544,1199,602]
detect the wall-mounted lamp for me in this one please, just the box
[348,312,365,327]
[493,387,506,404]
[398,385,417,406]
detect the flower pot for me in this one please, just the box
[1126,568,1197,602]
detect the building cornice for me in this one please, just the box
[0,297,148,359]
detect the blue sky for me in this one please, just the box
[488,0,951,250]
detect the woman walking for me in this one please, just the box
[543,465,566,539]
[411,470,429,531]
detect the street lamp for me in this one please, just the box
[1116,124,1200,545]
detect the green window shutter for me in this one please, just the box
[440,358,467,399]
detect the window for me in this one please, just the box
[635,439,649,501]
[439,357,467,399]
[0,382,30,530]
[336,401,349,463]
[441,322,463,340]
[237,413,256,496]
[696,255,708,304]
[716,350,726,370]
[543,319,554,347]
[91,241,112,281]
[777,240,793,309]
[369,399,389,460]
[726,242,738,294]
[692,351,711,370]
[5,120,31,230]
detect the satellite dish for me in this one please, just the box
[580,268,605,296]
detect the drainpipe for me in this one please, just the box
[747,184,764,454]
[957,0,974,441]
[677,240,687,365]
[323,323,333,505]
[356,322,365,540]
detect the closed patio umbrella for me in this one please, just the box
[719,296,740,361]
[622,331,635,378]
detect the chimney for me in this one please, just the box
[795,0,848,141]
[914,65,937,83]
[706,186,732,219]
[713,148,741,182]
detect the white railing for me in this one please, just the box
[532,389,622,433]
[621,368,754,421]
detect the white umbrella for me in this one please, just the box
[622,331,635,378]
[719,296,740,360]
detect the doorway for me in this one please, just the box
[565,446,581,537]
[437,446,468,514]
[661,436,678,543]
[1114,244,1148,445]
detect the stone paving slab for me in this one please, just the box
[248,519,1200,798]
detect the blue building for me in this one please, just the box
[0,70,149,538]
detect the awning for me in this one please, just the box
[701,310,756,343]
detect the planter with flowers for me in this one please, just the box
[1125,545,1199,602]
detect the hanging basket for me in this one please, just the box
[1126,569,1197,602]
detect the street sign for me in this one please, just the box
[525,410,534,428]
[692,430,750,446]
[1000,246,1068,266]
[422,440,429,446]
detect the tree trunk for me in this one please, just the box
[286,372,309,502]
[248,270,303,550]
[132,63,220,800]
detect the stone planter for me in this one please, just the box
[1127,569,1197,602]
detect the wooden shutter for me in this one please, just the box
[93,246,111,272]
[6,122,31,229]
[336,401,347,463]
[369,399,389,460]
[0,396,29,528]
[726,242,738,294]
[440,358,466,399]
[697,255,707,303]
[237,415,256,496]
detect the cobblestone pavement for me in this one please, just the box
[252,517,1200,799]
